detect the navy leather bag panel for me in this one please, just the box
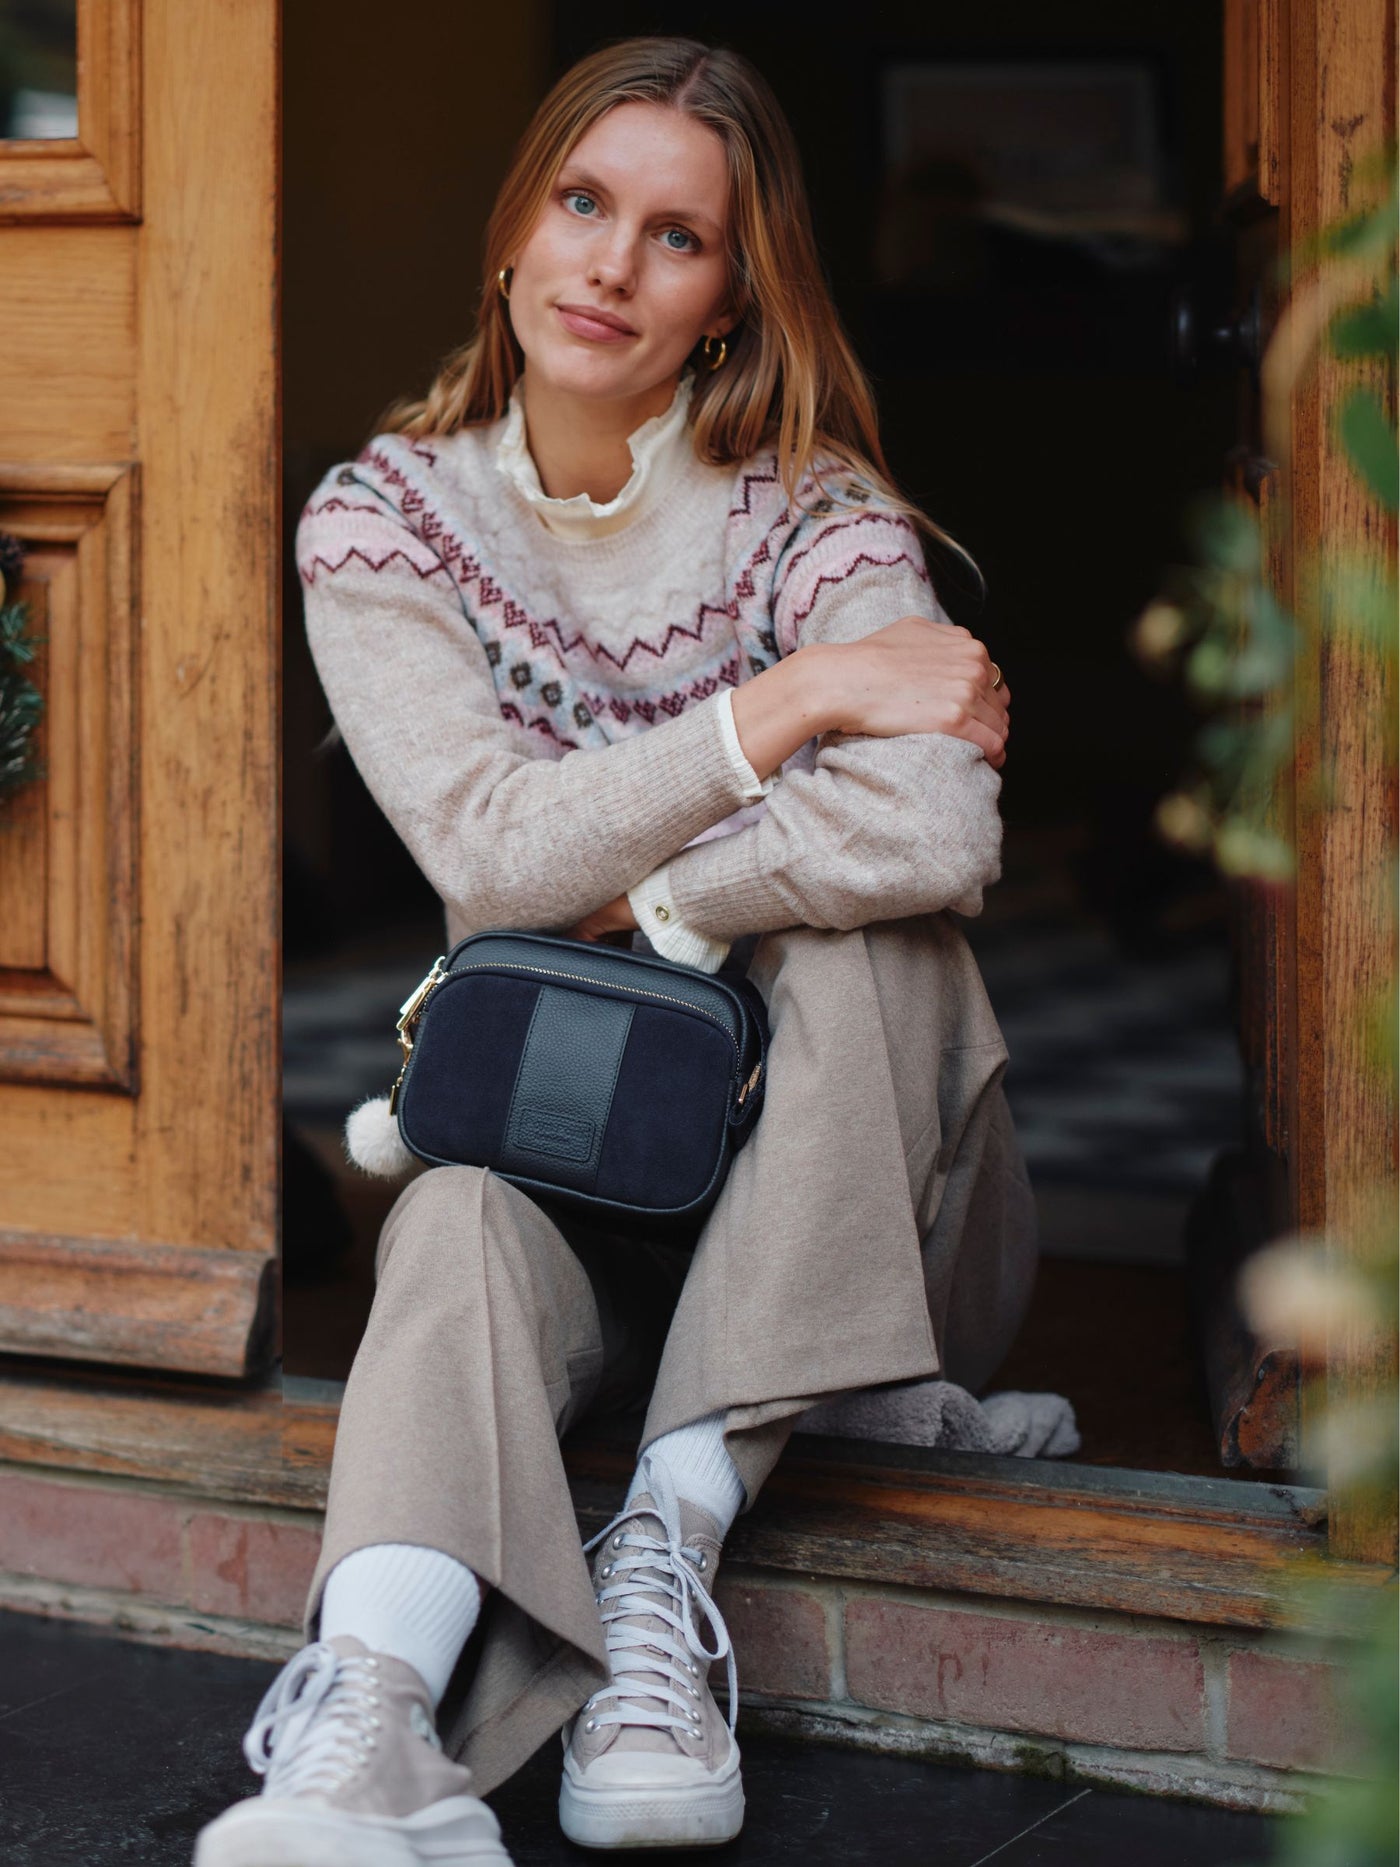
[394,929,769,1236]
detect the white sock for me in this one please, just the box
[318,1543,482,1707]
[630,1409,746,1541]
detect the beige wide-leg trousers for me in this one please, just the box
[305,914,1038,1794]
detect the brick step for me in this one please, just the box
[0,1457,1355,1813]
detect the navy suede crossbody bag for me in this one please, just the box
[386,929,770,1233]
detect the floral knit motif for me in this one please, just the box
[297,429,930,763]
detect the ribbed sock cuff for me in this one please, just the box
[319,1543,481,1707]
[631,1409,747,1541]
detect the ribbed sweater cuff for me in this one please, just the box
[664,827,792,941]
[604,687,759,865]
[627,863,731,971]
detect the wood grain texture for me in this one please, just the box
[0,1235,274,1374]
[568,1435,1363,1635]
[0,463,138,1089]
[0,0,141,222]
[1224,0,1285,207]
[0,229,136,459]
[132,0,280,1261]
[1286,0,1399,1566]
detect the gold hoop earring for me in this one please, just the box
[497,267,512,302]
[701,333,728,371]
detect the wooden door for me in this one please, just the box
[0,0,279,1376]
[1220,0,1397,1559]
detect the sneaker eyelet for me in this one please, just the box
[601,1563,613,1578]
[696,1553,707,1570]
[687,1662,699,1676]
[611,1532,624,1549]
[584,1718,598,1733]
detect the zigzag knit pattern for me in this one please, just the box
[296,424,931,762]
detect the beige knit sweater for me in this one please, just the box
[296,373,1002,964]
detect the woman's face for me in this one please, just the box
[507,101,734,407]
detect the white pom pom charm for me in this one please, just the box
[345,1094,416,1178]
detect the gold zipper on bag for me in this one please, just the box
[388,954,447,1113]
[388,952,760,1112]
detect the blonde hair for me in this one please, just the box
[383,35,979,584]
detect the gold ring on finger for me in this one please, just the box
[990,662,1003,691]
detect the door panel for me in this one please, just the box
[0,465,137,1090]
[0,230,135,459]
[0,0,279,1377]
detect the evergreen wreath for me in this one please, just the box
[0,531,45,808]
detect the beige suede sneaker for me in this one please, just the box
[193,1635,512,1867]
[559,1462,743,1849]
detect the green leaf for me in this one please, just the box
[1328,283,1399,359]
[1186,497,1260,574]
[1321,199,1400,263]
[1252,588,1299,650]
[1214,819,1294,880]
[1326,565,1400,648]
[1337,389,1400,511]
[1186,637,1232,695]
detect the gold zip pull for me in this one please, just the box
[395,955,447,1065]
[736,1060,762,1105]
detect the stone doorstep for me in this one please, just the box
[0,1464,1366,1815]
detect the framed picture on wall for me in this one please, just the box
[875,58,1184,287]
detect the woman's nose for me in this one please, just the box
[588,230,637,295]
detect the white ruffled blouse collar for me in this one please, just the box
[495,371,696,540]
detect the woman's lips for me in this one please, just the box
[555,304,638,343]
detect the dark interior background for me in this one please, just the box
[281,3,1266,1478]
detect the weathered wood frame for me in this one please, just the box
[1283,0,1398,1569]
[1223,0,1399,1565]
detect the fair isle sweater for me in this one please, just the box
[296,371,1003,969]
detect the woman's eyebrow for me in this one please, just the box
[559,166,721,237]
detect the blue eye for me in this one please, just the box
[560,188,697,250]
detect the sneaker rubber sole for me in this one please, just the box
[192,1792,512,1867]
[559,1756,744,1849]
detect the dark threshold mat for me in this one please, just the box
[0,1610,1279,1867]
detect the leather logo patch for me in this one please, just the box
[509,1103,595,1163]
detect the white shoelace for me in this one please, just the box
[580,1454,738,1740]
[243,1642,399,1797]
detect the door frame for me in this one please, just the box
[0,0,1393,1610]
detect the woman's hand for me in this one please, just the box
[567,893,639,944]
[827,619,1010,769]
[729,623,1010,788]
